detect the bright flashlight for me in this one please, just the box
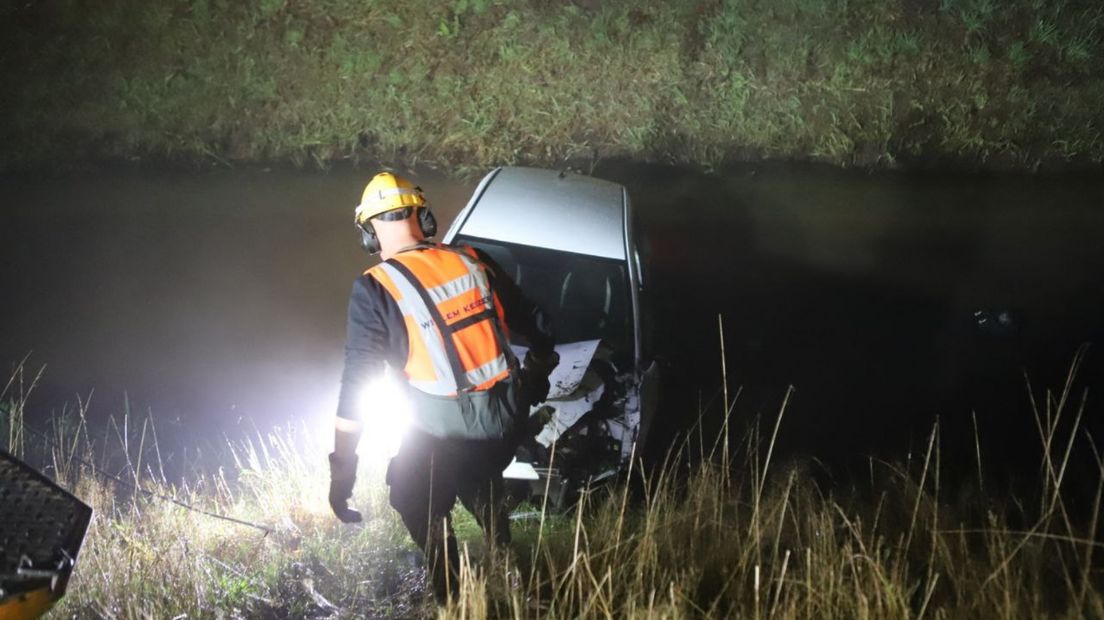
[357,375,413,463]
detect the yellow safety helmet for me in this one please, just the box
[354,172,427,225]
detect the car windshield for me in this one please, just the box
[455,235,634,367]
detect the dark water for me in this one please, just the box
[619,163,1104,481]
[0,166,475,436]
[2,162,1102,479]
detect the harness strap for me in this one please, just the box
[393,242,521,379]
[385,258,474,393]
[449,308,498,333]
[427,244,521,375]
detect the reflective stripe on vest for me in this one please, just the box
[367,245,514,397]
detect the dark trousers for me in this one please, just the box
[386,429,516,603]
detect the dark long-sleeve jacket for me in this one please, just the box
[336,246,555,422]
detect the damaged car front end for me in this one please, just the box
[444,167,659,508]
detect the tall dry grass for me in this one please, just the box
[440,360,1102,619]
[2,356,1101,618]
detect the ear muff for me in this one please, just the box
[418,207,437,238]
[358,222,380,254]
[357,207,433,254]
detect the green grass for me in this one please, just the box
[1,0,1102,172]
[3,356,1103,618]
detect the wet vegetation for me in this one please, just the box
[3,359,1102,618]
[2,0,1103,171]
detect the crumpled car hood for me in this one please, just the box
[512,339,638,452]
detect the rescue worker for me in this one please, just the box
[327,171,558,603]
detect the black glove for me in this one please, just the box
[521,350,560,407]
[522,368,551,407]
[328,453,363,523]
[525,405,555,437]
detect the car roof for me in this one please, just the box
[450,167,628,260]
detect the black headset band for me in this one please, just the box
[357,207,436,254]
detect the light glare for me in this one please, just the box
[357,376,412,463]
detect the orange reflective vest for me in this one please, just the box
[367,243,519,405]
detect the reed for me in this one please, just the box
[2,354,1101,618]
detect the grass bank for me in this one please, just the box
[2,0,1103,172]
[3,364,1102,618]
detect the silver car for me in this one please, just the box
[443,167,659,506]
